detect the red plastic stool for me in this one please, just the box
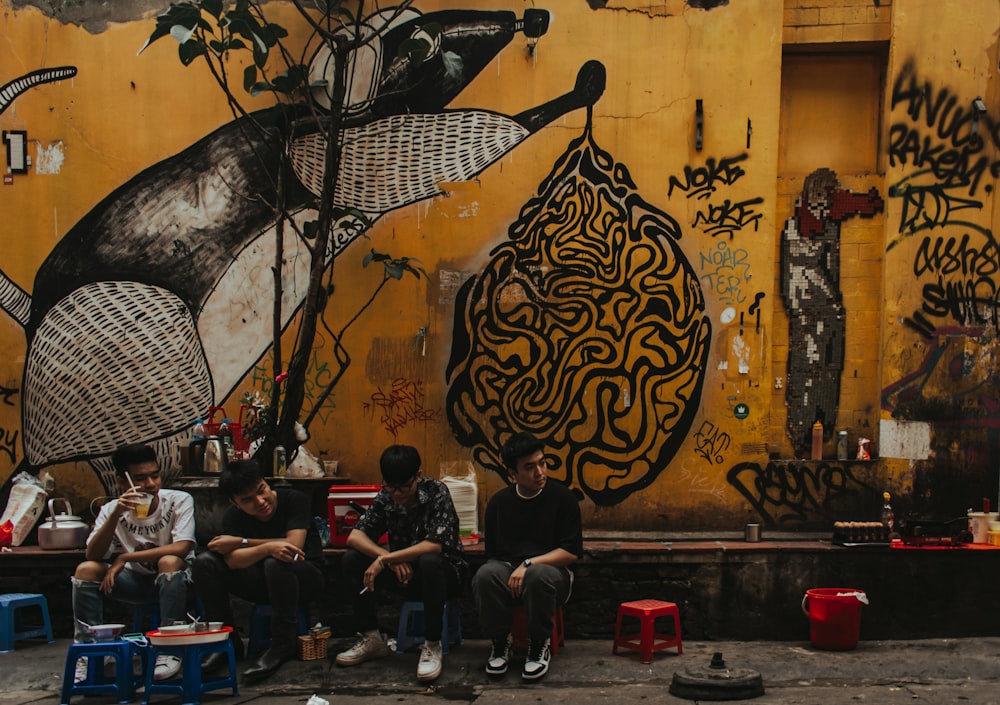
[511,604,564,655]
[612,599,682,663]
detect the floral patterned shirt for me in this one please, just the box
[354,477,468,584]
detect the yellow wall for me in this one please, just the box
[1,0,998,533]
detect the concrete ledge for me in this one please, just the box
[5,536,997,641]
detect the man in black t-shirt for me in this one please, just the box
[473,432,583,682]
[192,460,324,681]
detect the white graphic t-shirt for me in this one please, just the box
[88,488,197,575]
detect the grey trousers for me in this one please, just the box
[472,559,571,642]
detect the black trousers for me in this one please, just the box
[192,551,324,641]
[341,549,463,642]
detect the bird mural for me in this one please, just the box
[0,6,607,493]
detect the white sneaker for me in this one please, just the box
[522,637,551,681]
[74,657,88,684]
[335,631,391,666]
[416,640,442,682]
[485,634,512,676]
[153,654,182,681]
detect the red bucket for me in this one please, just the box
[801,588,867,650]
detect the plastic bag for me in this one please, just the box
[286,445,324,478]
[0,472,48,546]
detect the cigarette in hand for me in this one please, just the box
[359,586,370,595]
[293,553,300,561]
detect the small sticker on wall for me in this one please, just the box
[3,174,12,185]
[734,403,749,419]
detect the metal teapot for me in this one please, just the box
[38,498,89,550]
[202,436,227,474]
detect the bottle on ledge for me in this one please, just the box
[218,418,235,461]
[881,491,894,540]
[810,421,824,460]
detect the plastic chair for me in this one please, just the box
[395,600,463,654]
[142,637,237,705]
[61,639,144,705]
[246,604,310,657]
[511,603,564,655]
[0,592,55,653]
[612,599,682,663]
[131,603,161,633]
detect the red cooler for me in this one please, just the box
[327,485,381,546]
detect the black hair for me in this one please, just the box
[501,431,545,471]
[110,444,158,477]
[379,445,421,485]
[219,459,265,499]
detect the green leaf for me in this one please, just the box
[249,81,272,96]
[243,65,257,92]
[170,23,197,44]
[201,0,223,19]
[398,37,430,63]
[441,50,464,79]
[178,39,207,66]
[384,263,404,280]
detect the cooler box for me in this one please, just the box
[327,485,381,546]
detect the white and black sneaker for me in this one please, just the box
[74,657,89,684]
[485,633,512,676]
[522,637,551,681]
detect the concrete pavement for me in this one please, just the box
[5,635,1000,705]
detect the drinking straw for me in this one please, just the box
[124,472,137,491]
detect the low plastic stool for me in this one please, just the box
[511,604,564,655]
[246,603,310,657]
[142,637,237,705]
[612,599,682,663]
[0,592,55,653]
[61,639,144,704]
[131,603,161,633]
[395,600,463,654]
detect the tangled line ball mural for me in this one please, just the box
[447,119,712,506]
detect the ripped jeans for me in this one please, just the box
[71,566,191,641]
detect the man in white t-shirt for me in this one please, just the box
[71,443,196,681]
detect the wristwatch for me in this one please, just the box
[522,558,533,568]
[241,537,249,546]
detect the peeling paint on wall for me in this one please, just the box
[878,419,931,460]
[33,141,64,174]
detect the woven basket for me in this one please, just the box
[299,635,328,661]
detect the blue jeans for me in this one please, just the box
[71,567,191,641]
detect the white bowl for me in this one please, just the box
[157,624,193,634]
[89,623,125,640]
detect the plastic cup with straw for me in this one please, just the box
[125,472,153,518]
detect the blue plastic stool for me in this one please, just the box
[131,598,205,633]
[246,604,310,657]
[61,639,144,705]
[0,592,55,653]
[396,600,462,654]
[131,603,161,633]
[142,637,237,705]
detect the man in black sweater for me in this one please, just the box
[473,432,583,681]
[192,460,324,681]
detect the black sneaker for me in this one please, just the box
[522,637,551,681]
[485,634,513,676]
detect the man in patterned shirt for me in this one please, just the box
[335,445,468,683]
